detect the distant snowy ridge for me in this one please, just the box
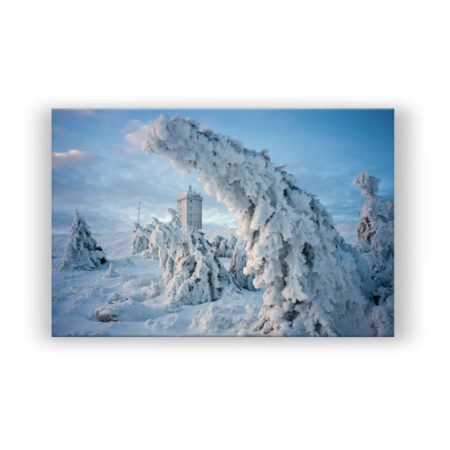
[142,114,382,336]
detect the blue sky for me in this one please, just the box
[52,109,394,233]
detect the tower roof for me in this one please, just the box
[177,185,203,201]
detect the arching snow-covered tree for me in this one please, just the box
[353,170,394,335]
[229,240,255,291]
[59,210,107,271]
[142,114,376,336]
[148,209,234,306]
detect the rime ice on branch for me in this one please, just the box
[59,210,107,271]
[142,114,376,336]
[147,209,234,306]
[229,240,255,291]
[211,235,237,258]
[353,170,394,277]
[130,222,153,255]
[353,170,394,336]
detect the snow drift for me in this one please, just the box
[142,114,381,336]
[59,210,107,271]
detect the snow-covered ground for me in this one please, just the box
[52,229,262,336]
[52,224,357,336]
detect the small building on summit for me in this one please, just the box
[177,185,203,229]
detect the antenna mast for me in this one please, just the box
[137,201,141,225]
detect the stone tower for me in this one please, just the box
[177,185,203,229]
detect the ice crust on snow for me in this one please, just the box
[59,210,107,271]
[142,114,381,336]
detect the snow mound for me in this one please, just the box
[95,293,167,323]
[142,114,377,336]
[59,210,107,271]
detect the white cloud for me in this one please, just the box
[124,120,153,151]
[52,149,95,169]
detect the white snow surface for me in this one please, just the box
[52,229,263,336]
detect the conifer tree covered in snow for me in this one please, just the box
[211,235,237,257]
[142,114,378,336]
[130,222,153,255]
[59,210,107,271]
[353,170,394,335]
[229,240,255,291]
[147,209,234,305]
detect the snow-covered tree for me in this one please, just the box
[353,170,394,335]
[142,114,376,336]
[211,235,237,257]
[229,240,255,291]
[130,222,153,255]
[148,209,235,305]
[59,210,107,271]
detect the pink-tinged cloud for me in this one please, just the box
[52,149,95,169]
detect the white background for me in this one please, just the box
[1,1,449,449]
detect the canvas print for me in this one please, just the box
[52,109,394,337]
